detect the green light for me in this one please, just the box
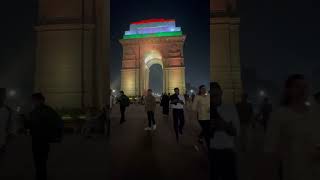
[123,31,183,39]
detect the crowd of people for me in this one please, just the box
[1,73,320,180]
[114,73,320,180]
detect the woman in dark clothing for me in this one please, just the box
[160,93,170,115]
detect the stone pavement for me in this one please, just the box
[109,103,210,180]
[0,135,109,180]
[0,103,270,180]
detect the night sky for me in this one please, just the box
[0,0,319,101]
[110,0,211,92]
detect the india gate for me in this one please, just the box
[33,0,242,109]
[120,19,186,96]
[211,0,243,103]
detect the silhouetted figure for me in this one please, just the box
[28,93,63,180]
[82,107,99,138]
[170,88,185,142]
[209,82,239,180]
[258,97,272,132]
[184,93,189,104]
[140,95,145,105]
[160,93,170,115]
[314,91,320,105]
[192,85,210,148]
[144,89,157,131]
[264,74,320,180]
[236,93,254,152]
[106,90,113,136]
[191,93,196,102]
[117,91,130,124]
[0,88,13,153]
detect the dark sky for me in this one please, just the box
[0,0,319,100]
[240,0,320,93]
[110,0,211,91]
[0,1,37,99]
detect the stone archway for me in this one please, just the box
[143,51,164,94]
[120,19,186,97]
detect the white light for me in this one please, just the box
[190,90,194,93]
[305,101,311,106]
[112,89,116,93]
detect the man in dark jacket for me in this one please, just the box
[28,93,62,180]
[117,91,130,124]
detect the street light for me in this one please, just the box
[112,89,116,93]
[190,89,194,94]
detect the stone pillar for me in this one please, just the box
[35,0,109,109]
[210,0,242,104]
[164,67,186,94]
[121,68,139,97]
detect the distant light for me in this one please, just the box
[305,101,311,106]
[259,90,266,97]
[190,89,194,93]
[112,89,116,93]
[8,89,17,97]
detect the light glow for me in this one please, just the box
[123,19,183,39]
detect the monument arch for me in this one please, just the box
[120,19,186,96]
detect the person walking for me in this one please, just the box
[0,88,13,153]
[192,85,210,148]
[257,97,273,132]
[28,93,63,180]
[170,88,186,142]
[264,74,320,180]
[209,82,240,180]
[117,91,130,124]
[236,93,254,152]
[314,91,320,106]
[160,92,170,116]
[144,89,157,131]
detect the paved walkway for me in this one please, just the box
[0,135,109,180]
[109,103,209,180]
[0,103,270,180]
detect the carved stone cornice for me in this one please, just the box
[120,35,186,46]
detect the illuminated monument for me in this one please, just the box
[34,0,109,109]
[120,19,186,96]
[211,0,243,103]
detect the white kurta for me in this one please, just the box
[265,107,320,180]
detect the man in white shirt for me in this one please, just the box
[209,82,240,180]
[170,87,186,142]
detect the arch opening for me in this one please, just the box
[148,64,163,95]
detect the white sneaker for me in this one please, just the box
[144,127,152,131]
[152,124,157,130]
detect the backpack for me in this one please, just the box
[124,96,130,107]
[46,106,64,143]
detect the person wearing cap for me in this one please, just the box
[117,91,130,124]
[28,93,62,180]
[170,87,186,142]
